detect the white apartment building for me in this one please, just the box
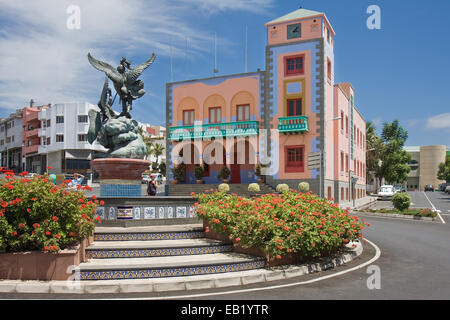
[38,102,107,174]
[0,109,23,173]
[142,125,166,167]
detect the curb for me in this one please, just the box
[0,242,363,295]
[354,211,438,222]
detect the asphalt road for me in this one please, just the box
[375,191,450,223]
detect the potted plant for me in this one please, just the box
[0,171,99,280]
[217,166,230,183]
[248,183,260,198]
[172,163,186,184]
[194,165,205,184]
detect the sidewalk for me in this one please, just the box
[339,195,377,211]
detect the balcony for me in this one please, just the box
[23,128,39,139]
[169,121,259,141]
[278,116,309,133]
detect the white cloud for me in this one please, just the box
[425,113,450,131]
[0,0,273,112]
[178,0,274,14]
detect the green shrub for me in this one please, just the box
[298,182,310,193]
[392,192,411,211]
[248,183,260,193]
[172,163,186,182]
[217,166,230,180]
[195,190,365,261]
[218,183,230,193]
[194,166,205,180]
[276,184,289,193]
[0,172,98,253]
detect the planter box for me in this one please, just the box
[0,236,93,281]
[203,220,302,267]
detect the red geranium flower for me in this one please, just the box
[46,231,51,236]
[99,200,105,205]
[46,166,53,170]
[52,216,58,221]
[55,234,61,239]
[11,231,17,236]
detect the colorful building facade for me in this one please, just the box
[166,8,366,203]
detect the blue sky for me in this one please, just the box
[0,0,449,147]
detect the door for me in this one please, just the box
[230,146,240,183]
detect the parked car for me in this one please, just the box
[393,185,406,193]
[151,173,165,184]
[378,185,395,200]
[424,185,434,192]
[438,183,449,192]
[445,186,450,194]
[142,174,151,184]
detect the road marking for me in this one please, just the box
[423,192,446,224]
[112,238,382,300]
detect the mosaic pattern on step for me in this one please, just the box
[79,260,266,280]
[85,245,233,259]
[94,231,205,241]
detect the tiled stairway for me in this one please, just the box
[78,224,265,280]
[168,183,276,197]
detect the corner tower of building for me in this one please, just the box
[263,8,336,197]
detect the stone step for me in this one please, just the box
[93,224,205,241]
[78,252,265,280]
[85,238,232,259]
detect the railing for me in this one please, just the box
[278,116,309,133]
[169,121,259,141]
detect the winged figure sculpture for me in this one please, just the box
[87,52,156,118]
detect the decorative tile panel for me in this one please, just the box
[80,260,265,280]
[85,245,233,259]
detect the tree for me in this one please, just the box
[379,119,411,184]
[437,155,450,182]
[366,121,385,187]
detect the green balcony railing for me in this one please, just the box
[278,116,309,133]
[169,121,259,141]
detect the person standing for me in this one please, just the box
[147,174,158,196]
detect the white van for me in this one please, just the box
[378,185,395,200]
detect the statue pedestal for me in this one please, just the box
[91,158,150,197]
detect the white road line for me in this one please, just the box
[112,238,382,300]
[423,192,446,224]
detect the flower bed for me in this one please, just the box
[0,171,100,279]
[363,208,437,218]
[195,190,366,265]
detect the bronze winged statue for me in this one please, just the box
[87,52,156,118]
[87,53,156,159]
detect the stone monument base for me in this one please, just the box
[91,158,150,197]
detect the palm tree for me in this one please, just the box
[152,143,165,163]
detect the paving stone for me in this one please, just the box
[241,273,265,285]
[16,282,50,293]
[50,282,85,294]
[283,266,307,279]
[84,282,120,294]
[153,281,185,292]
[264,270,285,282]
[119,281,154,293]
[185,279,215,290]
[0,282,18,293]
[214,276,242,288]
